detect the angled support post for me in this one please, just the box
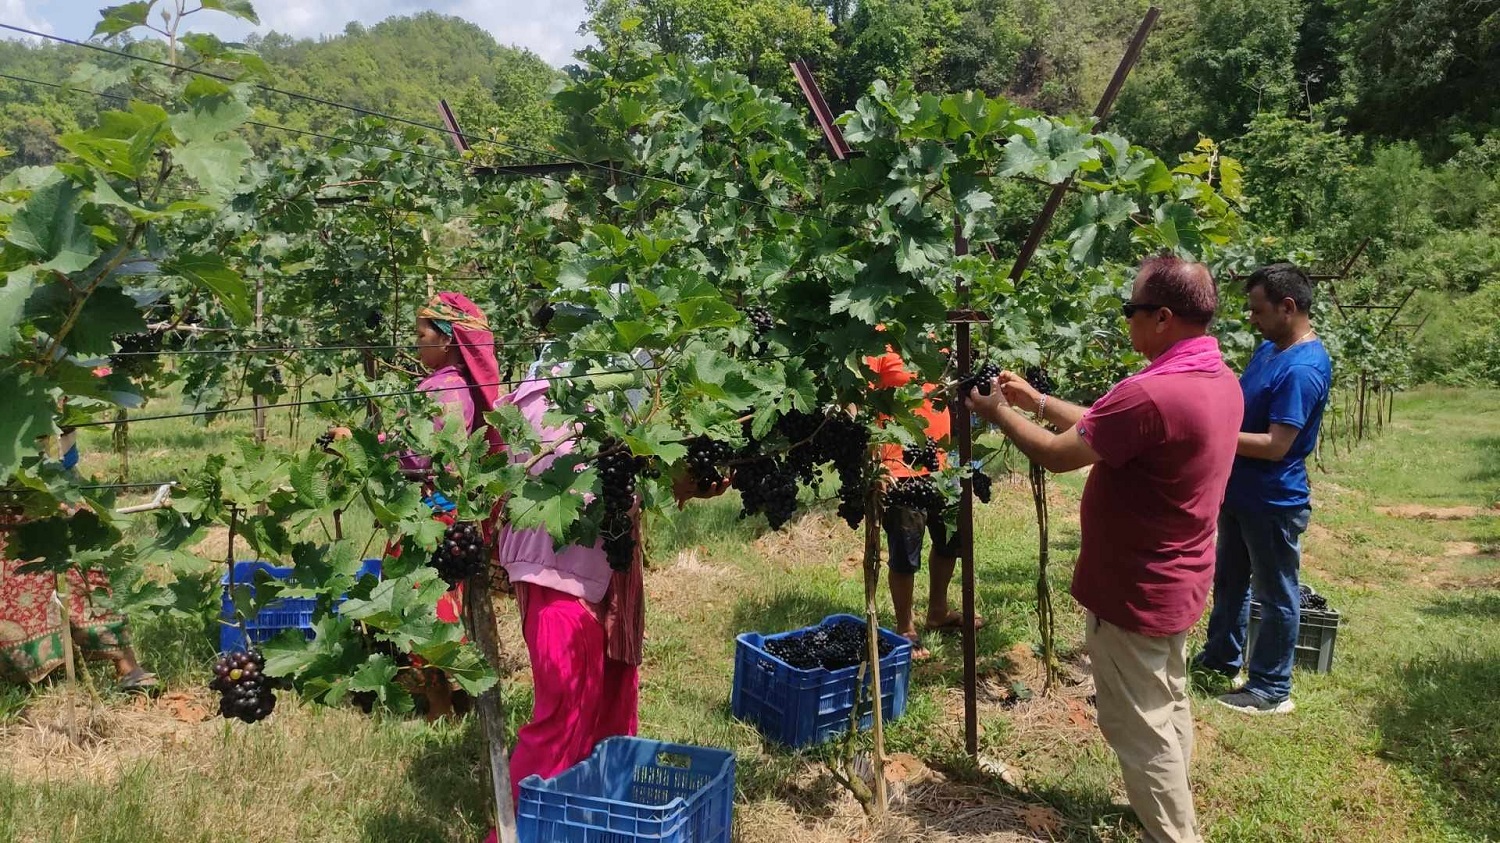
[1007,7,1160,285]
[950,6,1158,759]
[789,59,854,161]
[438,99,471,152]
[1376,287,1417,338]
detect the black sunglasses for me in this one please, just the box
[1120,301,1164,318]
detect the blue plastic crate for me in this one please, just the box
[731,613,912,748]
[517,737,735,843]
[219,558,382,653]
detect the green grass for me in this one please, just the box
[2,387,1496,842]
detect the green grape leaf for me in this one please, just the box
[613,320,657,349]
[1069,223,1100,264]
[830,281,885,324]
[623,423,688,463]
[199,0,261,24]
[165,253,252,325]
[674,297,738,331]
[1219,155,1245,202]
[410,639,496,696]
[6,174,98,273]
[0,268,38,352]
[506,462,593,538]
[170,96,252,145]
[171,137,251,200]
[92,2,151,37]
[346,655,412,711]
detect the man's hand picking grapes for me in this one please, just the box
[966,376,1010,423]
[997,371,1043,415]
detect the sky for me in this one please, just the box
[3,0,595,66]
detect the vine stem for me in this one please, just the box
[461,560,518,843]
[860,454,889,814]
[54,574,80,745]
[1029,460,1058,691]
[226,505,250,645]
[38,225,147,371]
[826,659,875,815]
[521,431,583,473]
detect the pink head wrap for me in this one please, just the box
[418,292,502,423]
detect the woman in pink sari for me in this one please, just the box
[482,349,728,842]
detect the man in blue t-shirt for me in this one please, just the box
[1197,263,1332,715]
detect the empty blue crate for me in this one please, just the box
[517,737,735,843]
[731,613,912,748]
[219,558,382,653]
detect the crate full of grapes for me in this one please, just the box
[731,614,912,748]
[1247,587,1342,674]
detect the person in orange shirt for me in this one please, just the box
[865,351,970,655]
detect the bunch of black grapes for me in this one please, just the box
[820,414,871,530]
[779,410,872,529]
[972,470,993,504]
[684,436,733,492]
[1025,365,1054,396]
[1299,584,1330,612]
[210,649,277,723]
[731,447,799,530]
[598,442,654,570]
[902,437,941,472]
[109,331,164,378]
[777,410,825,482]
[764,620,895,671]
[958,362,1002,400]
[730,412,872,531]
[430,521,485,585]
[744,306,773,341]
[315,430,337,452]
[885,475,945,512]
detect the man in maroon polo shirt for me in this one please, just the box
[968,255,1243,843]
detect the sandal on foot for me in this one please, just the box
[926,612,986,634]
[117,668,159,693]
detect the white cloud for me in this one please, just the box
[13,0,592,67]
[0,0,56,38]
[448,0,592,65]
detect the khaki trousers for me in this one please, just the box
[1086,612,1202,843]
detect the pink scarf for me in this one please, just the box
[420,292,505,451]
[1116,335,1228,387]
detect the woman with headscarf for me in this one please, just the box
[337,293,503,718]
[479,324,728,841]
[411,291,504,449]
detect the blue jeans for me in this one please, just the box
[1201,505,1311,701]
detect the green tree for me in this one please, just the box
[583,0,836,94]
[1341,0,1500,146]
[1229,113,1357,253]
[1179,0,1303,141]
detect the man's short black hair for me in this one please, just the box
[1246,263,1314,313]
[1139,254,1218,326]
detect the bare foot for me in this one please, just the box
[900,631,931,661]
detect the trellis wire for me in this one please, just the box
[105,339,555,357]
[71,349,802,428]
